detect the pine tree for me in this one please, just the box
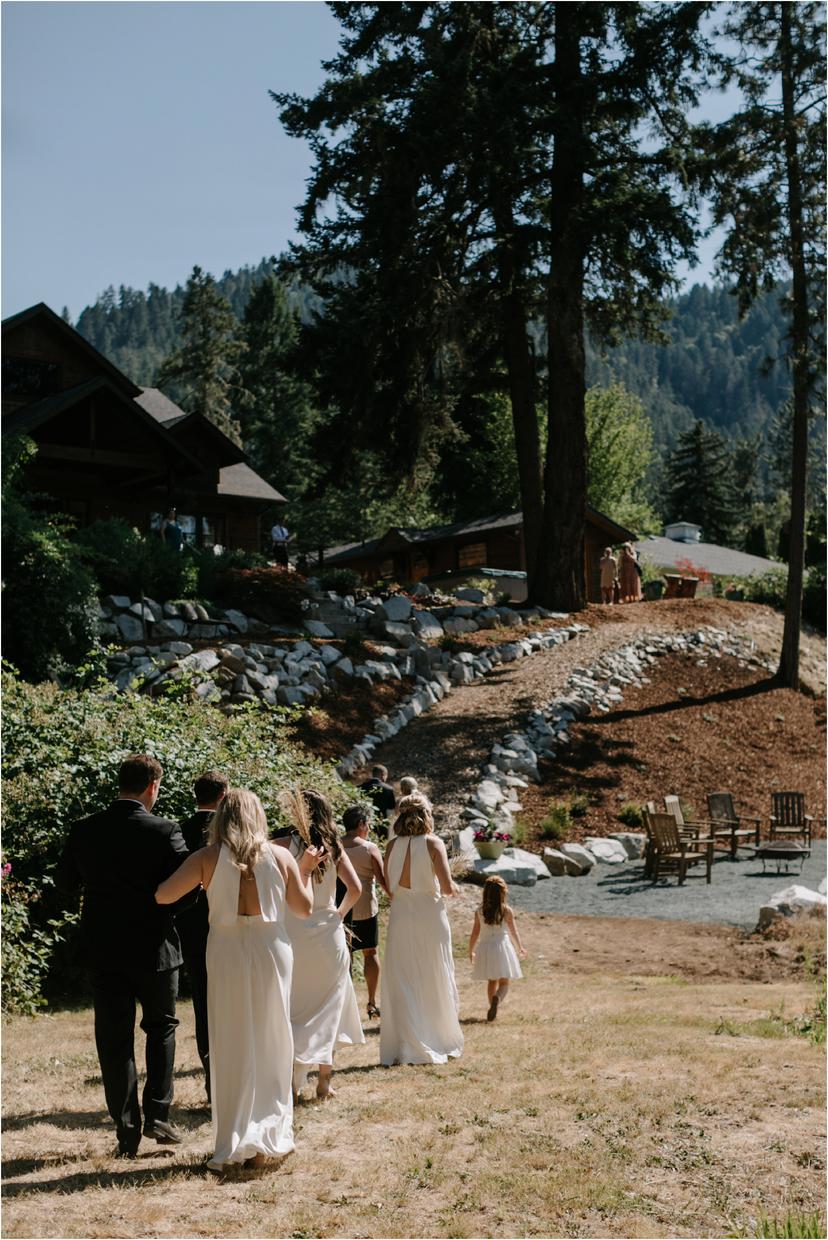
[236,273,319,508]
[666,421,739,545]
[701,2,826,687]
[157,266,246,442]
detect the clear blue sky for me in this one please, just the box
[2,2,729,321]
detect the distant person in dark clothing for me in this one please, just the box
[160,508,184,552]
[177,769,229,1102]
[358,765,396,837]
[56,754,190,1158]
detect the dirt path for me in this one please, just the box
[365,600,826,832]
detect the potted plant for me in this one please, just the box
[473,823,512,860]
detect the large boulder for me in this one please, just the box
[411,610,444,640]
[304,619,335,638]
[224,608,249,633]
[558,842,596,874]
[584,837,628,865]
[609,832,647,860]
[503,847,550,880]
[543,847,587,877]
[472,854,538,886]
[103,594,132,611]
[382,595,413,622]
[455,587,487,603]
[116,613,145,642]
[757,884,827,930]
[152,618,187,639]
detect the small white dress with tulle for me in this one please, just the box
[285,843,365,1070]
[206,844,294,1170]
[380,835,463,1066]
[471,910,523,981]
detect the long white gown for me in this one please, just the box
[285,844,365,1070]
[206,844,294,1170]
[380,835,464,1066]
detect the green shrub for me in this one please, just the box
[569,794,589,819]
[76,518,200,601]
[539,801,571,840]
[210,566,308,623]
[511,819,528,847]
[317,566,362,595]
[618,802,644,827]
[803,563,826,632]
[195,547,269,600]
[1,667,355,1011]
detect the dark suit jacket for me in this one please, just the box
[56,799,189,973]
[176,809,212,958]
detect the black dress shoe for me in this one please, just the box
[143,1119,184,1145]
[116,1145,139,1159]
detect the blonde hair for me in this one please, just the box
[209,788,269,873]
[399,775,419,796]
[481,875,508,925]
[393,792,434,837]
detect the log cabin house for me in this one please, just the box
[2,302,284,551]
[323,507,636,603]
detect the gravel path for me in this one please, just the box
[367,599,823,834]
[508,840,826,929]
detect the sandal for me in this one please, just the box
[367,1003,381,1019]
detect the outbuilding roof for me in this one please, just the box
[635,535,784,579]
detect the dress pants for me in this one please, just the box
[90,965,179,1152]
[182,946,210,1095]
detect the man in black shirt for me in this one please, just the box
[358,765,396,838]
[176,769,229,1102]
[56,754,190,1157]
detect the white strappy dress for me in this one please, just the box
[380,835,463,1066]
[206,844,294,1170]
[285,844,364,1071]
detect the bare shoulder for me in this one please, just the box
[425,833,445,855]
[269,841,293,871]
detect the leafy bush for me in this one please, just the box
[618,802,644,827]
[210,566,308,623]
[569,794,589,819]
[195,547,269,600]
[1,668,354,1011]
[742,568,788,609]
[539,801,571,840]
[802,563,826,632]
[316,566,362,595]
[2,438,99,681]
[75,518,200,601]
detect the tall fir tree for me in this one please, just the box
[157,266,246,442]
[701,2,826,687]
[236,274,319,512]
[666,421,739,545]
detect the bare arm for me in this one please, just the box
[469,909,481,961]
[336,849,362,919]
[383,837,397,896]
[506,907,527,958]
[370,843,390,897]
[426,835,457,896]
[272,842,320,918]
[156,846,213,904]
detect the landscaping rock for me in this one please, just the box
[152,618,187,639]
[757,884,828,930]
[103,594,132,611]
[558,842,596,873]
[456,587,487,603]
[411,610,444,640]
[585,837,629,865]
[224,608,249,633]
[304,619,335,638]
[472,854,538,886]
[609,832,647,860]
[116,613,145,642]
[382,595,413,622]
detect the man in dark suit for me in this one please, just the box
[56,754,190,1157]
[357,764,396,839]
[176,768,228,1102]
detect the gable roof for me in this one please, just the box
[136,388,245,467]
[2,303,141,397]
[218,462,286,503]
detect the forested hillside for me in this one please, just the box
[72,263,791,454]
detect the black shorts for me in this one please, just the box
[346,914,378,951]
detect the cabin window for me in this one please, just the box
[150,511,198,545]
[2,355,62,399]
[458,541,487,568]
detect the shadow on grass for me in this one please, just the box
[2,1157,206,1197]
[2,1109,110,1133]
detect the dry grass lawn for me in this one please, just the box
[2,908,825,1239]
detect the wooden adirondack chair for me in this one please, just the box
[706,793,761,859]
[649,813,713,885]
[642,801,657,879]
[770,793,813,846]
[663,796,716,848]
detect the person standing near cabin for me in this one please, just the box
[160,508,184,552]
[599,547,618,605]
[176,769,229,1102]
[618,542,642,603]
[271,518,290,567]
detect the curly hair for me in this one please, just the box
[481,875,508,925]
[392,792,434,837]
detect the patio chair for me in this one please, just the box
[642,801,657,879]
[663,796,716,848]
[770,792,813,846]
[649,813,713,885]
[705,792,761,860]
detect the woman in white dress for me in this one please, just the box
[156,788,321,1171]
[380,793,463,1067]
[280,789,365,1101]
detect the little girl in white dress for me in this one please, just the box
[468,876,526,1021]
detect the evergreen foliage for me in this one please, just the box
[665,421,739,544]
[156,266,246,442]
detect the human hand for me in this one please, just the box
[518,947,527,959]
[300,845,325,876]
[469,951,476,964]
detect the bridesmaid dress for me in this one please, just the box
[380,835,464,1066]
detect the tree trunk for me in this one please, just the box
[777,1,809,690]
[532,3,587,611]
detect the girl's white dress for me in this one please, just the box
[206,844,294,1170]
[285,843,365,1069]
[380,835,464,1066]
[471,909,523,980]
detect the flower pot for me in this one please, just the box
[643,579,665,602]
[475,840,506,860]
